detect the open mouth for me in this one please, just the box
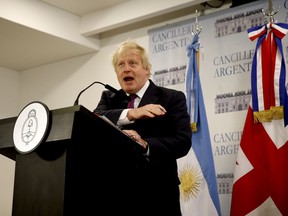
[124,76,134,82]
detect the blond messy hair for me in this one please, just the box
[112,41,152,72]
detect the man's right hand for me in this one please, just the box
[127,104,166,121]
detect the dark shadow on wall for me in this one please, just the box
[230,0,259,8]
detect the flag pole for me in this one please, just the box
[192,10,202,72]
[192,10,202,35]
[262,0,279,23]
[189,10,202,132]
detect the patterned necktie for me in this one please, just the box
[127,94,137,108]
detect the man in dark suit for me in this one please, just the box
[93,41,192,216]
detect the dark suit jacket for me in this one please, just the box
[93,79,191,216]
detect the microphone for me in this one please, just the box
[73,81,126,106]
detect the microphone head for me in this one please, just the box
[104,84,118,94]
[105,84,129,100]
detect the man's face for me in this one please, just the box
[115,49,149,94]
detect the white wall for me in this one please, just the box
[0,3,232,215]
[0,155,15,216]
[0,67,19,216]
[0,67,19,118]
[17,28,157,112]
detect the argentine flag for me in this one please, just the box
[177,34,221,216]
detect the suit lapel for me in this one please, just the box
[138,80,159,107]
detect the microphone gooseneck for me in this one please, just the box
[73,81,126,106]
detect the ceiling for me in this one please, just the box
[0,0,131,71]
[0,0,223,71]
[41,0,130,16]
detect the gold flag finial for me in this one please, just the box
[262,0,280,23]
[192,10,202,35]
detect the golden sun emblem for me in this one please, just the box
[178,163,202,202]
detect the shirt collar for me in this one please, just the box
[135,79,149,99]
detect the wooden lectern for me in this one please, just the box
[0,105,147,216]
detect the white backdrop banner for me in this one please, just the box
[148,1,288,215]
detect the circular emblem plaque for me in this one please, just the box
[13,101,50,154]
